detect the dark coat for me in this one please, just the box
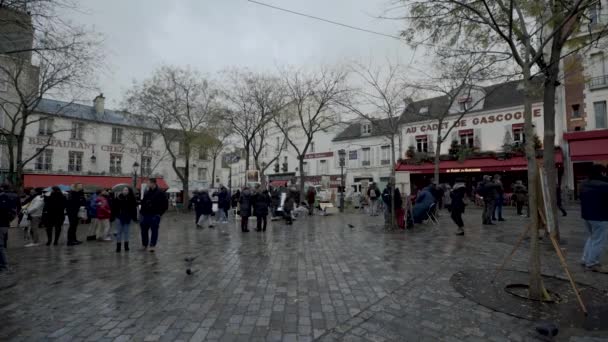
[450,187,466,214]
[382,187,402,209]
[231,190,241,208]
[191,193,213,215]
[513,184,527,202]
[112,193,138,223]
[43,191,66,225]
[306,188,316,204]
[253,192,271,216]
[0,190,20,227]
[217,188,230,210]
[140,187,168,216]
[66,190,86,218]
[580,179,608,221]
[239,189,253,217]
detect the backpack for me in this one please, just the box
[369,189,377,199]
[0,192,17,222]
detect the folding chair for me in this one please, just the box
[426,202,439,225]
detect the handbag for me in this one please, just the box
[78,206,88,220]
[18,214,29,228]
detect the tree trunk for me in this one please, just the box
[523,71,544,301]
[211,157,217,189]
[434,122,442,185]
[15,133,25,193]
[298,156,305,204]
[183,151,190,211]
[390,136,396,229]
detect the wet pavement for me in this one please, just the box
[1,206,607,341]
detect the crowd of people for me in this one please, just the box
[0,179,168,273]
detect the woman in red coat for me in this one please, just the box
[95,190,112,241]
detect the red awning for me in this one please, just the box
[459,129,474,135]
[512,123,524,129]
[564,129,608,162]
[269,180,288,187]
[396,151,563,174]
[23,174,169,190]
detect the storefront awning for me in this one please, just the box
[396,151,563,174]
[23,174,168,190]
[564,130,608,162]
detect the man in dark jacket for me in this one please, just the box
[66,183,86,246]
[579,164,608,273]
[0,184,20,273]
[450,183,467,235]
[217,186,230,223]
[191,190,213,228]
[239,187,253,232]
[254,189,271,232]
[478,175,498,225]
[44,186,66,246]
[139,178,168,252]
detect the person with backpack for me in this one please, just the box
[43,186,66,246]
[95,190,112,241]
[0,184,20,273]
[367,183,380,216]
[111,187,138,252]
[25,188,45,247]
[66,183,86,246]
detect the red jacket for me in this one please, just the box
[96,196,111,220]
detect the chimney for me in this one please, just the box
[93,93,105,115]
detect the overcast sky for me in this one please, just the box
[69,0,419,108]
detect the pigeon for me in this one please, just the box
[535,321,558,338]
[347,224,355,228]
[184,256,198,263]
[186,268,193,275]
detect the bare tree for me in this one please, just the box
[0,3,100,190]
[125,66,219,205]
[273,66,348,202]
[250,122,285,188]
[338,61,410,229]
[204,118,232,189]
[123,125,169,179]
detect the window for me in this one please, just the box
[177,167,186,177]
[458,96,472,111]
[70,122,84,140]
[282,156,288,172]
[459,130,474,148]
[178,141,186,156]
[380,145,391,165]
[361,147,371,166]
[416,136,428,153]
[310,142,315,153]
[590,3,602,25]
[513,126,524,143]
[362,123,371,135]
[111,127,123,144]
[198,147,208,160]
[349,150,358,160]
[275,137,280,152]
[594,101,607,129]
[198,168,208,180]
[68,151,83,172]
[572,104,581,118]
[35,148,52,170]
[419,106,429,115]
[319,160,328,174]
[303,161,309,174]
[141,156,152,176]
[38,118,54,136]
[109,154,122,174]
[142,132,153,147]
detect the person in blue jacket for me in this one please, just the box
[86,190,100,241]
[412,184,435,223]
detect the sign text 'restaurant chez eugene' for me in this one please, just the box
[404,108,542,134]
[27,137,162,156]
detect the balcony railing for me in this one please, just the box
[589,75,608,90]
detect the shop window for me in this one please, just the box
[572,104,581,118]
[416,135,428,153]
[594,101,607,129]
[109,154,122,174]
[459,130,474,148]
[68,151,83,172]
[35,148,53,170]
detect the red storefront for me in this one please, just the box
[23,174,169,191]
[563,129,608,196]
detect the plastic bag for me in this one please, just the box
[78,206,88,220]
[18,215,29,228]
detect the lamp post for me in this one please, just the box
[338,149,346,213]
[132,161,139,193]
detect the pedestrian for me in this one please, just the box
[66,183,86,246]
[450,183,467,236]
[270,187,280,218]
[382,180,403,228]
[217,186,230,223]
[111,187,138,253]
[492,174,506,222]
[367,183,380,216]
[139,178,169,252]
[231,189,241,209]
[477,175,498,225]
[306,186,316,215]
[239,187,253,232]
[95,190,112,241]
[254,189,271,232]
[43,186,66,246]
[24,188,44,247]
[188,190,201,225]
[412,184,435,224]
[556,185,567,217]
[283,191,294,225]
[195,189,214,229]
[0,184,20,273]
[512,180,527,216]
[579,164,608,273]
[86,190,100,241]
[393,186,405,229]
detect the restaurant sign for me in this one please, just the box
[304,151,334,159]
[404,108,542,134]
[27,137,162,156]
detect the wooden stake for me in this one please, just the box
[492,224,530,283]
[548,234,588,315]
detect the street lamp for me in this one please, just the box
[338,149,346,213]
[132,161,139,192]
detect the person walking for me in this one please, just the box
[112,187,138,252]
[86,190,100,241]
[25,188,45,247]
[556,185,567,217]
[450,183,467,235]
[283,191,294,225]
[95,190,112,241]
[188,190,202,225]
[66,183,86,246]
[512,181,528,216]
[367,183,380,216]
[492,175,506,222]
[579,164,608,273]
[43,186,66,246]
[231,189,241,210]
[217,186,230,223]
[254,189,271,232]
[477,175,498,225]
[306,186,316,216]
[0,184,20,273]
[195,190,214,229]
[239,187,253,232]
[139,178,168,252]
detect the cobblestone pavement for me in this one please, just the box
[1,206,607,341]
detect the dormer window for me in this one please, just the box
[362,123,372,135]
[458,96,472,111]
[419,106,429,115]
